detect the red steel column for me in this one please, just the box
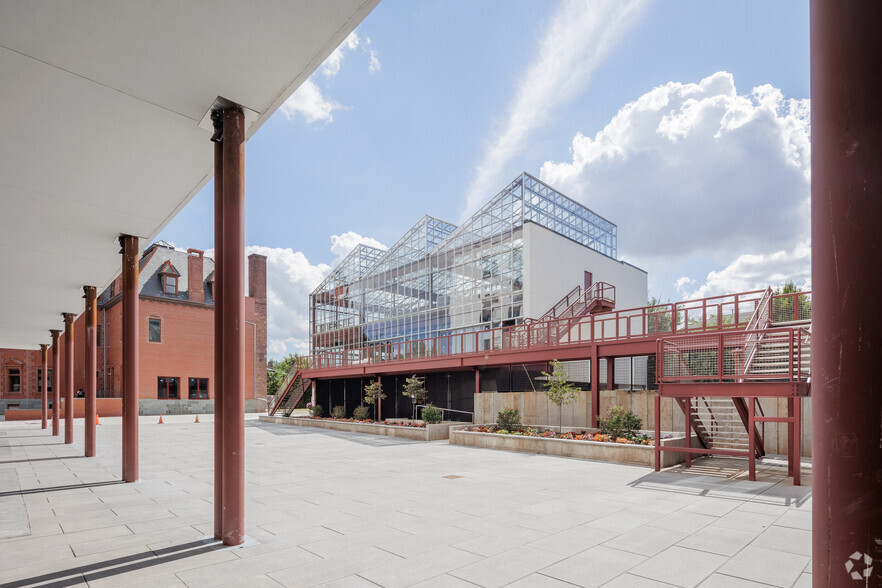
[120,235,140,482]
[40,344,48,429]
[50,330,60,435]
[212,117,225,542]
[590,346,599,428]
[84,286,97,457]
[220,106,246,546]
[377,376,382,421]
[62,313,75,445]
[811,1,882,581]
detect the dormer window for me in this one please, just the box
[158,260,181,296]
[164,275,177,295]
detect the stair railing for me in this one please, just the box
[738,287,773,381]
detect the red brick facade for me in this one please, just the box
[1,249,268,406]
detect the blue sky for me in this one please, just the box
[158,0,811,358]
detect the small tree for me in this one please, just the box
[363,380,386,420]
[541,359,582,432]
[402,375,428,419]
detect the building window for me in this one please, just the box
[148,318,161,342]
[37,368,53,393]
[163,275,177,295]
[188,378,209,399]
[157,377,179,399]
[7,368,21,393]
[96,325,102,347]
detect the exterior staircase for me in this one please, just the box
[512,282,616,348]
[268,369,312,416]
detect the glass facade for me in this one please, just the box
[309,173,617,358]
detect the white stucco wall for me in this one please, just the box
[522,222,647,319]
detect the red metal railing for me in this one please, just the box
[309,289,772,370]
[657,327,811,384]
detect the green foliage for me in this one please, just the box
[352,405,371,421]
[598,406,643,439]
[266,354,309,396]
[496,408,521,430]
[402,375,428,405]
[772,280,812,322]
[363,380,386,406]
[422,404,442,424]
[646,296,672,334]
[331,405,346,419]
[541,359,582,432]
[310,404,323,418]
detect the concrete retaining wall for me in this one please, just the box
[137,398,266,415]
[449,426,696,468]
[258,416,454,441]
[474,390,811,457]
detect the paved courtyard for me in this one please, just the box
[0,415,812,587]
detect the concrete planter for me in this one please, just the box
[258,415,455,441]
[449,425,696,468]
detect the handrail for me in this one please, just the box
[306,288,786,371]
[658,327,810,384]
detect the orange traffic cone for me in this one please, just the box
[194,414,200,423]
[158,415,164,424]
[95,414,100,425]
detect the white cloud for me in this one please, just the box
[540,72,811,263]
[321,30,361,78]
[245,232,386,359]
[369,49,381,73]
[681,241,811,299]
[280,79,344,123]
[462,0,647,218]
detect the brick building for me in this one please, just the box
[0,241,267,414]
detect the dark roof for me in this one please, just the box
[100,242,215,306]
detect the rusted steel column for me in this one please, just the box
[792,398,801,487]
[212,118,225,542]
[40,344,48,429]
[654,394,661,472]
[590,347,599,428]
[120,235,140,482]
[84,286,97,457]
[220,106,246,546]
[63,313,75,445]
[50,330,60,435]
[811,1,882,581]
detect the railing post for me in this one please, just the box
[718,334,724,382]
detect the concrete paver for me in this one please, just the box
[0,415,813,587]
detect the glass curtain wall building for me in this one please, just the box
[309,173,618,362]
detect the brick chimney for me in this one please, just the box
[187,249,204,303]
[248,253,268,400]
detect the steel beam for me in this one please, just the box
[84,286,97,457]
[219,106,246,547]
[62,312,74,445]
[50,330,60,436]
[811,1,882,579]
[120,235,139,482]
[40,344,48,429]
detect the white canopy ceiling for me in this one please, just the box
[0,0,378,348]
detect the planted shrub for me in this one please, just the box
[496,408,521,431]
[422,405,442,424]
[598,406,643,440]
[331,405,346,419]
[352,405,371,421]
[310,404,324,418]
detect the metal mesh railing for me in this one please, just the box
[771,291,812,324]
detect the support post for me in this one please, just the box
[474,369,480,395]
[591,346,599,428]
[50,330,60,435]
[684,398,691,468]
[84,286,97,457]
[748,397,755,482]
[219,106,246,546]
[793,397,801,487]
[40,344,48,429]
[377,376,382,421]
[811,1,882,579]
[212,117,225,542]
[654,394,661,472]
[63,313,75,445]
[120,235,140,482]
